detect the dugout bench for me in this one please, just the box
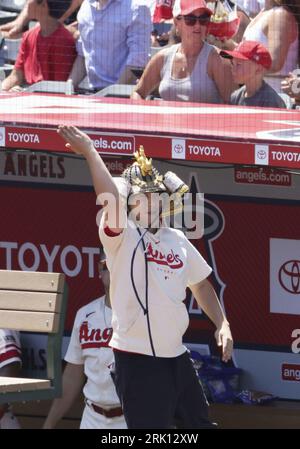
[0,270,68,404]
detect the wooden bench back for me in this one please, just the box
[0,270,65,333]
[0,270,68,403]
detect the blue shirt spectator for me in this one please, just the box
[72,0,152,90]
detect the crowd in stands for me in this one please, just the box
[0,0,299,107]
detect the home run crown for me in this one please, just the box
[121,145,189,197]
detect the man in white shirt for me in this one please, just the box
[43,250,127,429]
[69,0,152,91]
[58,125,233,429]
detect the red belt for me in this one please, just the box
[90,403,123,418]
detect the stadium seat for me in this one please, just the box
[24,80,74,94]
[5,38,21,63]
[92,84,136,98]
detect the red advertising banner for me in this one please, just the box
[282,364,300,382]
[2,180,300,349]
[186,198,300,351]
[269,145,300,168]
[3,126,136,156]
[185,139,254,164]
[2,172,300,397]
[0,184,101,331]
[4,126,300,168]
[234,167,292,187]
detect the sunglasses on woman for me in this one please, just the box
[177,14,211,27]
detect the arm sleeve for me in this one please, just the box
[98,203,128,255]
[0,330,22,369]
[126,3,151,68]
[186,239,212,287]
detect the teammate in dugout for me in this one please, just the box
[43,250,127,429]
[0,329,22,429]
[58,125,233,429]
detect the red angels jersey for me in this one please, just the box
[65,297,120,408]
[0,329,21,369]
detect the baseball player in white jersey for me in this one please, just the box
[58,125,233,429]
[0,329,22,429]
[44,252,126,429]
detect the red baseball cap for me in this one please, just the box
[220,41,272,70]
[173,0,213,17]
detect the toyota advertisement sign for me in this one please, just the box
[270,238,300,316]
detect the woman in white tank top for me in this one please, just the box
[243,0,299,91]
[132,0,234,104]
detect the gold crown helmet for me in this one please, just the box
[121,145,189,198]
[122,145,166,194]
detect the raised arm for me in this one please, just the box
[58,126,123,232]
